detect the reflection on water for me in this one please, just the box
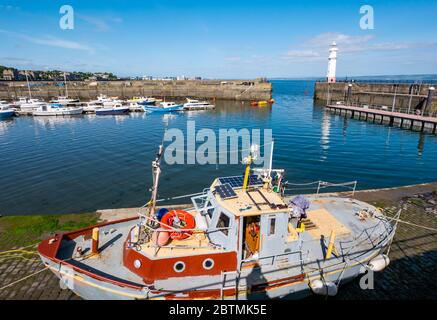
[0,80,436,215]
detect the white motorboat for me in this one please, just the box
[183,98,215,110]
[18,99,47,113]
[0,102,15,119]
[33,103,83,116]
[83,95,123,113]
[50,96,80,105]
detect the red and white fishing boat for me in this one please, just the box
[38,144,397,300]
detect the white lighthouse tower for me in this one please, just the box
[327,41,338,83]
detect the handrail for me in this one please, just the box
[283,180,357,195]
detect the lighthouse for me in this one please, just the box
[327,41,338,83]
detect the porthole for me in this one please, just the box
[174,261,185,273]
[203,258,214,270]
[134,259,142,269]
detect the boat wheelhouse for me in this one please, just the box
[38,144,397,300]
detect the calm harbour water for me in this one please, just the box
[0,80,436,216]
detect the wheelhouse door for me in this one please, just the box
[260,213,285,259]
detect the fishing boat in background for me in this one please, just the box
[136,97,161,106]
[95,101,130,115]
[142,101,183,113]
[0,102,15,119]
[33,103,83,116]
[183,98,215,111]
[38,143,397,300]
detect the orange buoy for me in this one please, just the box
[250,101,258,106]
[152,230,171,246]
[160,210,196,240]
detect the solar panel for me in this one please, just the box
[214,183,237,200]
[218,175,263,188]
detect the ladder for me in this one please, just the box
[220,271,240,300]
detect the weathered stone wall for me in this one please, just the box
[314,82,437,116]
[0,79,272,101]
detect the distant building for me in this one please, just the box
[142,75,153,80]
[2,69,15,80]
[327,41,338,83]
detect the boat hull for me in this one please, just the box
[39,248,381,300]
[95,108,130,115]
[138,101,156,106]
[0,110,14,119]
[37,215,391,300]
[33,108,83,116]
[142,105,183,113]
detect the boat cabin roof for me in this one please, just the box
[210,178,288,217]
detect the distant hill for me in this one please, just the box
[0,65,118,81]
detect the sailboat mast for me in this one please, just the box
[64,72,68,97]
[25,71,32,99]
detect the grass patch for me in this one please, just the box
[0,213,99,250]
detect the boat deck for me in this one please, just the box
[56,220,145,286]
[299,196,391,264]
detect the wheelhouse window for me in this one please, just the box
[206,207,214,219]
[216,212,230,235]
[268,216,276,236]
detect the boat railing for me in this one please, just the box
[238,213,395,277]
[283,180,357,196]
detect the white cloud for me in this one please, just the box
[0,29,95,53]
[281,32,434,62]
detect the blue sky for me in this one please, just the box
[0,0,436,78]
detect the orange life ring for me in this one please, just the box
[160,210,196,240]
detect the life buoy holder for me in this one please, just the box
[160,210,196,240]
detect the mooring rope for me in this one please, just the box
[387,217,437,233]
[0,267,49,291]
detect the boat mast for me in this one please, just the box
[148,145,164,220]
[268,140,274,178]
[242,144,258,191]
[64,72,69,97]
[25,71,32,99]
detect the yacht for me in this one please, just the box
[183,98,215,111]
